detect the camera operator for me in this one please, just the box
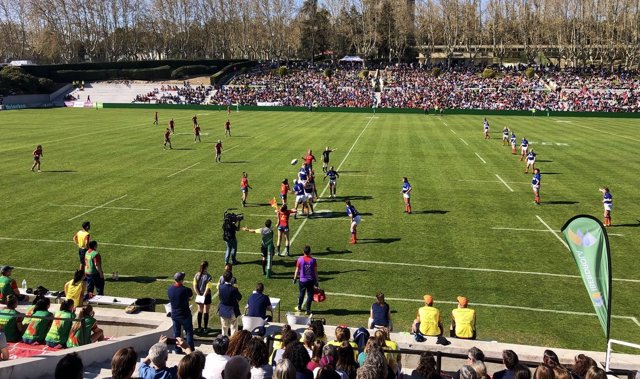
[222,213,241,265]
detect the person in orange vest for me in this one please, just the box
[450,296,476,339]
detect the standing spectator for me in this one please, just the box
[64,270,86,311]
[219,270,242,336]
[247,283,273,320]
[293,245,318,315]
[22,298,53,344]
[450,296,476,339]
[223,212,241,264]
[369,293,391,330]
[193,261,213,334]
[0,294,24,342]
[73,221,91,270]
[55,352,84,379]
[223,356,252,379]
[45,299,76,348]
[84,241,105,296]
[217,264,237,288]
[412,295,442,337]
[242,337,273,379]
[168,271,195,351]
[203,335,230,379]
[111,347,138,379]
[0,265,23,303]
[493,350,519,379]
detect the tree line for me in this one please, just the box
[1,0,640,69]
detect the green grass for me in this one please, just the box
[1,108,639,352]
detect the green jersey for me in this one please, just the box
[66,316,96,348]
[0,308,22,342]
[84,249,100,275]
[22,310,52,343]
[261,227,275,252]
[0,276,14,302]
[45,310,75,346]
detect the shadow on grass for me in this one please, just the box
[614,220,640,227]
[221,160,248,164]
[541,172,562,175]
[106,275,168,284]
[322,195,373,202]
[357,237,401,244]
[312,309,371,316]
[544,201,579,205]
[42,170,77,173]
[314,247,352,256]
[310,211,372,219]
[410,210,449,215]
[537,160,553,163]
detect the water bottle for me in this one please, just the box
[21,279,27,290]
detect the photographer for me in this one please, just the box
[223,212,242,265]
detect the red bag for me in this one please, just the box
[313,288,326,302]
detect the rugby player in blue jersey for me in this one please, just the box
[324,166,340,198]
[483,118,490,139]
[346,200,361,244]
[502,127,509,146]
[402,177,412,214]
[510,132,517,154]
[600,187,613,226]
[532,169,541,205]
[519,137,529,161]
[524,150,536,173]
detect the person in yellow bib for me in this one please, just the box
[412,294,442,338]
[450,296,476,339]
[73,221,91,270]
[64,270,86,312]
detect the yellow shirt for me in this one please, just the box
[452,308,476,338]
[75,230,90,248]
[418,305,441,336]
[65,279,85,309]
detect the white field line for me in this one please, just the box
[536,215,570,250]
[67,195,128,221]
[50,204,149,211]
[7,262,640,327]
[442,121,449,126]
[492,227,624,237]
[474,153,487,164]
[2,236,638,283]
[324,292,640,327]
[495,174,514,192]
[569,121,640,143]
[458,179,530,184]
[224,146,239,153]
[449,129,457,135]
[167,162,200,178]
[290,117,376,245]
[459,138,469,146]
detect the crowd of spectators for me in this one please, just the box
[133,82,213,105]
[208,62,640,112]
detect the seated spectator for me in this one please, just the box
[275,359,296,379]
[542,350,559,368]
[247,283,273,320]
[534,364,554,379]
[453,348,484,379]
[0,294,25,342]
[227,330,253,357]
[373,328,400,374]
[223,356,252,379]
[460,365,478,379]
[513,364,532,379]
[450,296,476,339]
[369,292,392,330]
[571,354,596,379]
[64,270,86,311]
[242,337,273,379]
[0,332,9,360]
[493,350,519,379]
[0,265,24,303]
[412,295,442,337]
[67,305,104,348]
[336,341,358,379]
[410,352,441,379]
[307,339,325,371]
[327,325,358,357]
[358,345,394,379]
[553,366,572,379]
[55,352,84,379]
[301,330,315,356]
[45,299,76,348]
[178,352,205,379]
[271,329,300,365]
[283,342,313,379]
[22,297,53,344]
[307,320,327,343]
[203,335,230,379]
[584,367,606,379]
[111,347,138,379]
[318,366,342,379]
[471,361,489,379]
[139,335,190,379]
[313,344,339,379]
[357,339,377,367]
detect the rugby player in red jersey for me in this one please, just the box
[154,111,158,126]
[275,204,296,256]
[194,124,201,142]
[192,114,198,128]
[31,145,43,172]
[225,119,231,136]
[163,128,172,149]
[240,172,253,207]
[280,179,291,206]
[301,149,316,170]
[215,140,223,163]
[169,118,175,134]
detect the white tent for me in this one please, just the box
[339,56,365,66]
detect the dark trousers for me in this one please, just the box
[172,317,195,351]
[86,273,104,295]
[298,280,315,313]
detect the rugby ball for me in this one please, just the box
[290,159,298,165]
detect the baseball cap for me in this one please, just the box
[1,265,14,274]
[457,296,468,306]
[173,272,186,282]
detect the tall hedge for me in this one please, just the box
[0,66,56,95]
[170,65,218,79]
[55,65,172,82]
